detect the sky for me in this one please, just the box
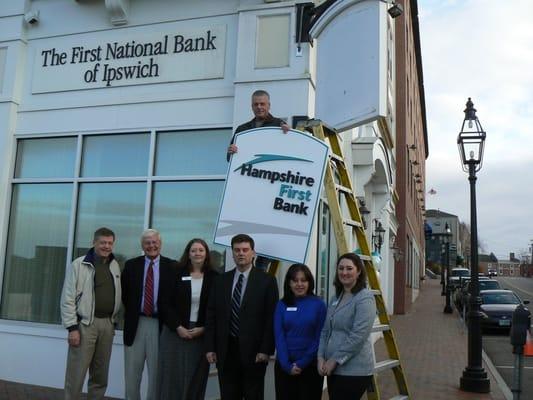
[417,0,533,260]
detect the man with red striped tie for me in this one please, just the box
[122,229,177,400]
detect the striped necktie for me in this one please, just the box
[143,261,154,316]
[230,273,244,337]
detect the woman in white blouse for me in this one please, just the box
[159,238,218,400]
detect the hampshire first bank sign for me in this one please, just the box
[31,24,226,93]
[214,128,328,264]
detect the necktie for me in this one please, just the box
[230,273,244,337]
[143,261,154,316]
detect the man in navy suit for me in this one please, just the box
[121,229,177,400]
[205,234,279,400]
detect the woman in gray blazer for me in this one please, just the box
[317,252,376,400]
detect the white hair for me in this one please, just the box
[141,228,161,243]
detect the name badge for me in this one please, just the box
[287,307,298,311]
[181,276,192,281]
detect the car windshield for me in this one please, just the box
[479,281,500,290]
[452,270,470,277]
[481,293,520,305]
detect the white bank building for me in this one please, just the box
[0,0,399,397]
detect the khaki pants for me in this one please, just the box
[64,317,114,400]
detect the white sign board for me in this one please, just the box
[214,128,328,263]
[31,24,226,93]
[310,0,387,130]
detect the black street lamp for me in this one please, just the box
[440,240,446,296]
[443,222,453,314]
[458,98,490,393]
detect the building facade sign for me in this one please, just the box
[214,128,328,263]
[31,25,226,93]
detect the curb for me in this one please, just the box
[482,349,512,400]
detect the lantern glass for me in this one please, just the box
[457,98,486,172]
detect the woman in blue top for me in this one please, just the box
[318,253,376,400]
[274,263,327,400]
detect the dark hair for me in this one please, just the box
[252,89,270,100]
[178,238,212,272]
[231,234,255,250]
[93,227,115,242]
[333,252,367,297]
[282,263,315,306]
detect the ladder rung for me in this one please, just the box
[389,396,409,400]
[370,289,382,296]
[372,323,391,333]
[329,152,345,164]
[359,254,372,261]
[335,183,353,195]
[343,218,363,228]
[374,359,400,373]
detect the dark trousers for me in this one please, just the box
[327,375,372,400]
[274,361,323,400]
[218,337,267,400]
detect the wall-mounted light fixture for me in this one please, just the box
[357,197,370,229]
[372,219,385,253]
[379,0,404,18]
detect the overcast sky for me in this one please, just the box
[418,0,533,260]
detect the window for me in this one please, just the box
[1,128,231,324]
[256,14,290,69]
[0,184,72,323]
[15,137,77,178]
[82,133,150,177]
[316,201,338,301]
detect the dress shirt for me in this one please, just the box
[140,255,160,314]
[189,276,203,322]
[231,265,252,302]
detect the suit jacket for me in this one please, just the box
[227,114,286,161]
[121,255,177,346]
[205,267,279,371]
[162,266,218,331]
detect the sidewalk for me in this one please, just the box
[373,277,508,400]
[0,380,118,400]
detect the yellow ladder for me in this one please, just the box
[296,119,411,400]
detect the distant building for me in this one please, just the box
[498,253,521,276]
[425,210,459,270]
[478,253,498,275]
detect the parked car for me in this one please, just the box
[449,268,470,290]
[479,289,530,332]
[454,279,501,312]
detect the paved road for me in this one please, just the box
[497,276,533,303]
[482,277,533,399]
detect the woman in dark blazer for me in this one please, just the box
[159,238,218,400]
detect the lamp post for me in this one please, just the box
[458,98,490,393]
[440,240,446,296]
[443,222,453,313]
